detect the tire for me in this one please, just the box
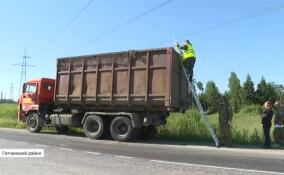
[140,126,157,140]
[55,126,69,134]
[83,115,104,139]
[26,112,43,133]
[110,116,133,142]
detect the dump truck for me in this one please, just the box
[18,47,188,142]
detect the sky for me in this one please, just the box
[0,0,284,100]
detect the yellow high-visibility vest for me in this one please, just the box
[183,43,196,60]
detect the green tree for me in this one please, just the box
[255,77,279,104]
[196,81,207,110]
[242,74,255,104]
[196,81,204,92]
[273,84,284,102]
[204,81,220,113]
[256,77,267,104]
[228,72,243,112]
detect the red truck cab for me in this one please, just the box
[18,78,55,122]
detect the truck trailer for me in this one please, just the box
[18,47,189,142]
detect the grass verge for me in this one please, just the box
[157,105,266,145]
[0,103,25,129]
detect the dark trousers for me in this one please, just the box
[182,58,195,82]
[220,123,232,146]
[274,127,284,144]
[263,123,271,147]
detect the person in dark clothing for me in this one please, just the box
[218,95,233,147]
[261,101,274,149]
[273,101,284,146]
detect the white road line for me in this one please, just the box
[15,141,26,144]
[59,144,68,147]
[115,155,133,159]
[59,147,72,151]
[0,139,8,142]
[35,144,48,148]
[85,151,101,155]
[150,160,284,175]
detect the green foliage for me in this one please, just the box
[256,77,280,104]
[204,81,220,113]
[239,104,262,114]
[157,109,212,142]
[228,72,243,113]
[242,74,256,104]
[0,103,25,129]
[158,105,264,145]
[196,81,204,92]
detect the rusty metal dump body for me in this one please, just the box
[55,47,188,112]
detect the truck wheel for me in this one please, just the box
[26,112,43,133]
[83,115,104,139]
[110,116,133,142]
[55,126,69,134]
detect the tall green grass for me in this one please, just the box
[158,105,265,145]
[158,109,212,142]
[0,103,25,128]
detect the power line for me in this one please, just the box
[77,0,175,49]
[155,3,284,46]
[37,0,95,57]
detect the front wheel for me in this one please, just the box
[110,116,133,142]
[26,112,43,133]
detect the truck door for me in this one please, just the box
[23,83,38,104]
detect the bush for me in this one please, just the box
[157,109,212,142]
[239,104,262,115]
[157,106,265,145]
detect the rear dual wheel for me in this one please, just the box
[83,115,140,142]
[110,116,140,142]
[83,115,106,139]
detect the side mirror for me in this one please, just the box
[22,83,27,93]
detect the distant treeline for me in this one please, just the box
[0,99,16,104]
[194,72,284,113]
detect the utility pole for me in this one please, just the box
[0,91,2,101]
[13,48,35,97]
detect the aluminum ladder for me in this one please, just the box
[174,42,220,147]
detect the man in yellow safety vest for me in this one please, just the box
[176,40,196,82]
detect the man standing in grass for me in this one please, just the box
[261,101,274,149]
[273,101,284,147]
[218,95,233,147]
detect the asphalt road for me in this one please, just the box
[0,128,284,175]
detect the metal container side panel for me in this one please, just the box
[55,48,173,111]
[130,49,169,106]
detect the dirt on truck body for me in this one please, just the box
[18,47,189,142]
